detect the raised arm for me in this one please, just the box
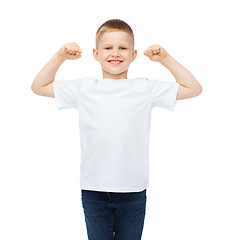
[144,45,202,100]
[31,42,82,98]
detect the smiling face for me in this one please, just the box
[93,31,137,79]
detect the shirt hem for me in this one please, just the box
[80,185,148,193]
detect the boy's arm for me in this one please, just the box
[144,45,202,100]
[31,42,82,98]
[31,53,65,98]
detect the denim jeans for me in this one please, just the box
[81,189,147,240]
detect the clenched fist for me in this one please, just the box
[57,42,82,60]
[143,45,168,62]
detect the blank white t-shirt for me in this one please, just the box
[53,77,179,192]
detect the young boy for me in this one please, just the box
[31,19,202,240]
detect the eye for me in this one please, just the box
[105,47,111,50]
[120,47,127,50]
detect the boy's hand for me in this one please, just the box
[57,42,82,60]
[143,45,168,63]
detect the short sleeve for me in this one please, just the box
[53,79,81,110]
[146,78,179,111]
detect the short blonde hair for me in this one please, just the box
[96,19,134,49]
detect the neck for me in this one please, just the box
[102,71,128,80]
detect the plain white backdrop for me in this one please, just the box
[0,0,228,239]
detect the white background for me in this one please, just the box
[0,0,228,239]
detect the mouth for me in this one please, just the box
[108,60,123,65]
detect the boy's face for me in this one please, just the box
[93,31,137,79]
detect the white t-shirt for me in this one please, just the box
[53,77,179,192]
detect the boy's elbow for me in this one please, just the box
[31,84,40,95]
[31,79,40,94]
[189,85,203,99]
[31,84,37,94]
[196,85,203,96]
[193,82,203,97]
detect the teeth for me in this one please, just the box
[109,61,121,63]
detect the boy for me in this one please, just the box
[31,19,202,240]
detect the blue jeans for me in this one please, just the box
[81,189,147,240]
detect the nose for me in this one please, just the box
[112,48,120,57]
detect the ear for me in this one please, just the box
[93,48,99,62]
[131,49,137,62]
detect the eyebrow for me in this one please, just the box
[103,43,129,47]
